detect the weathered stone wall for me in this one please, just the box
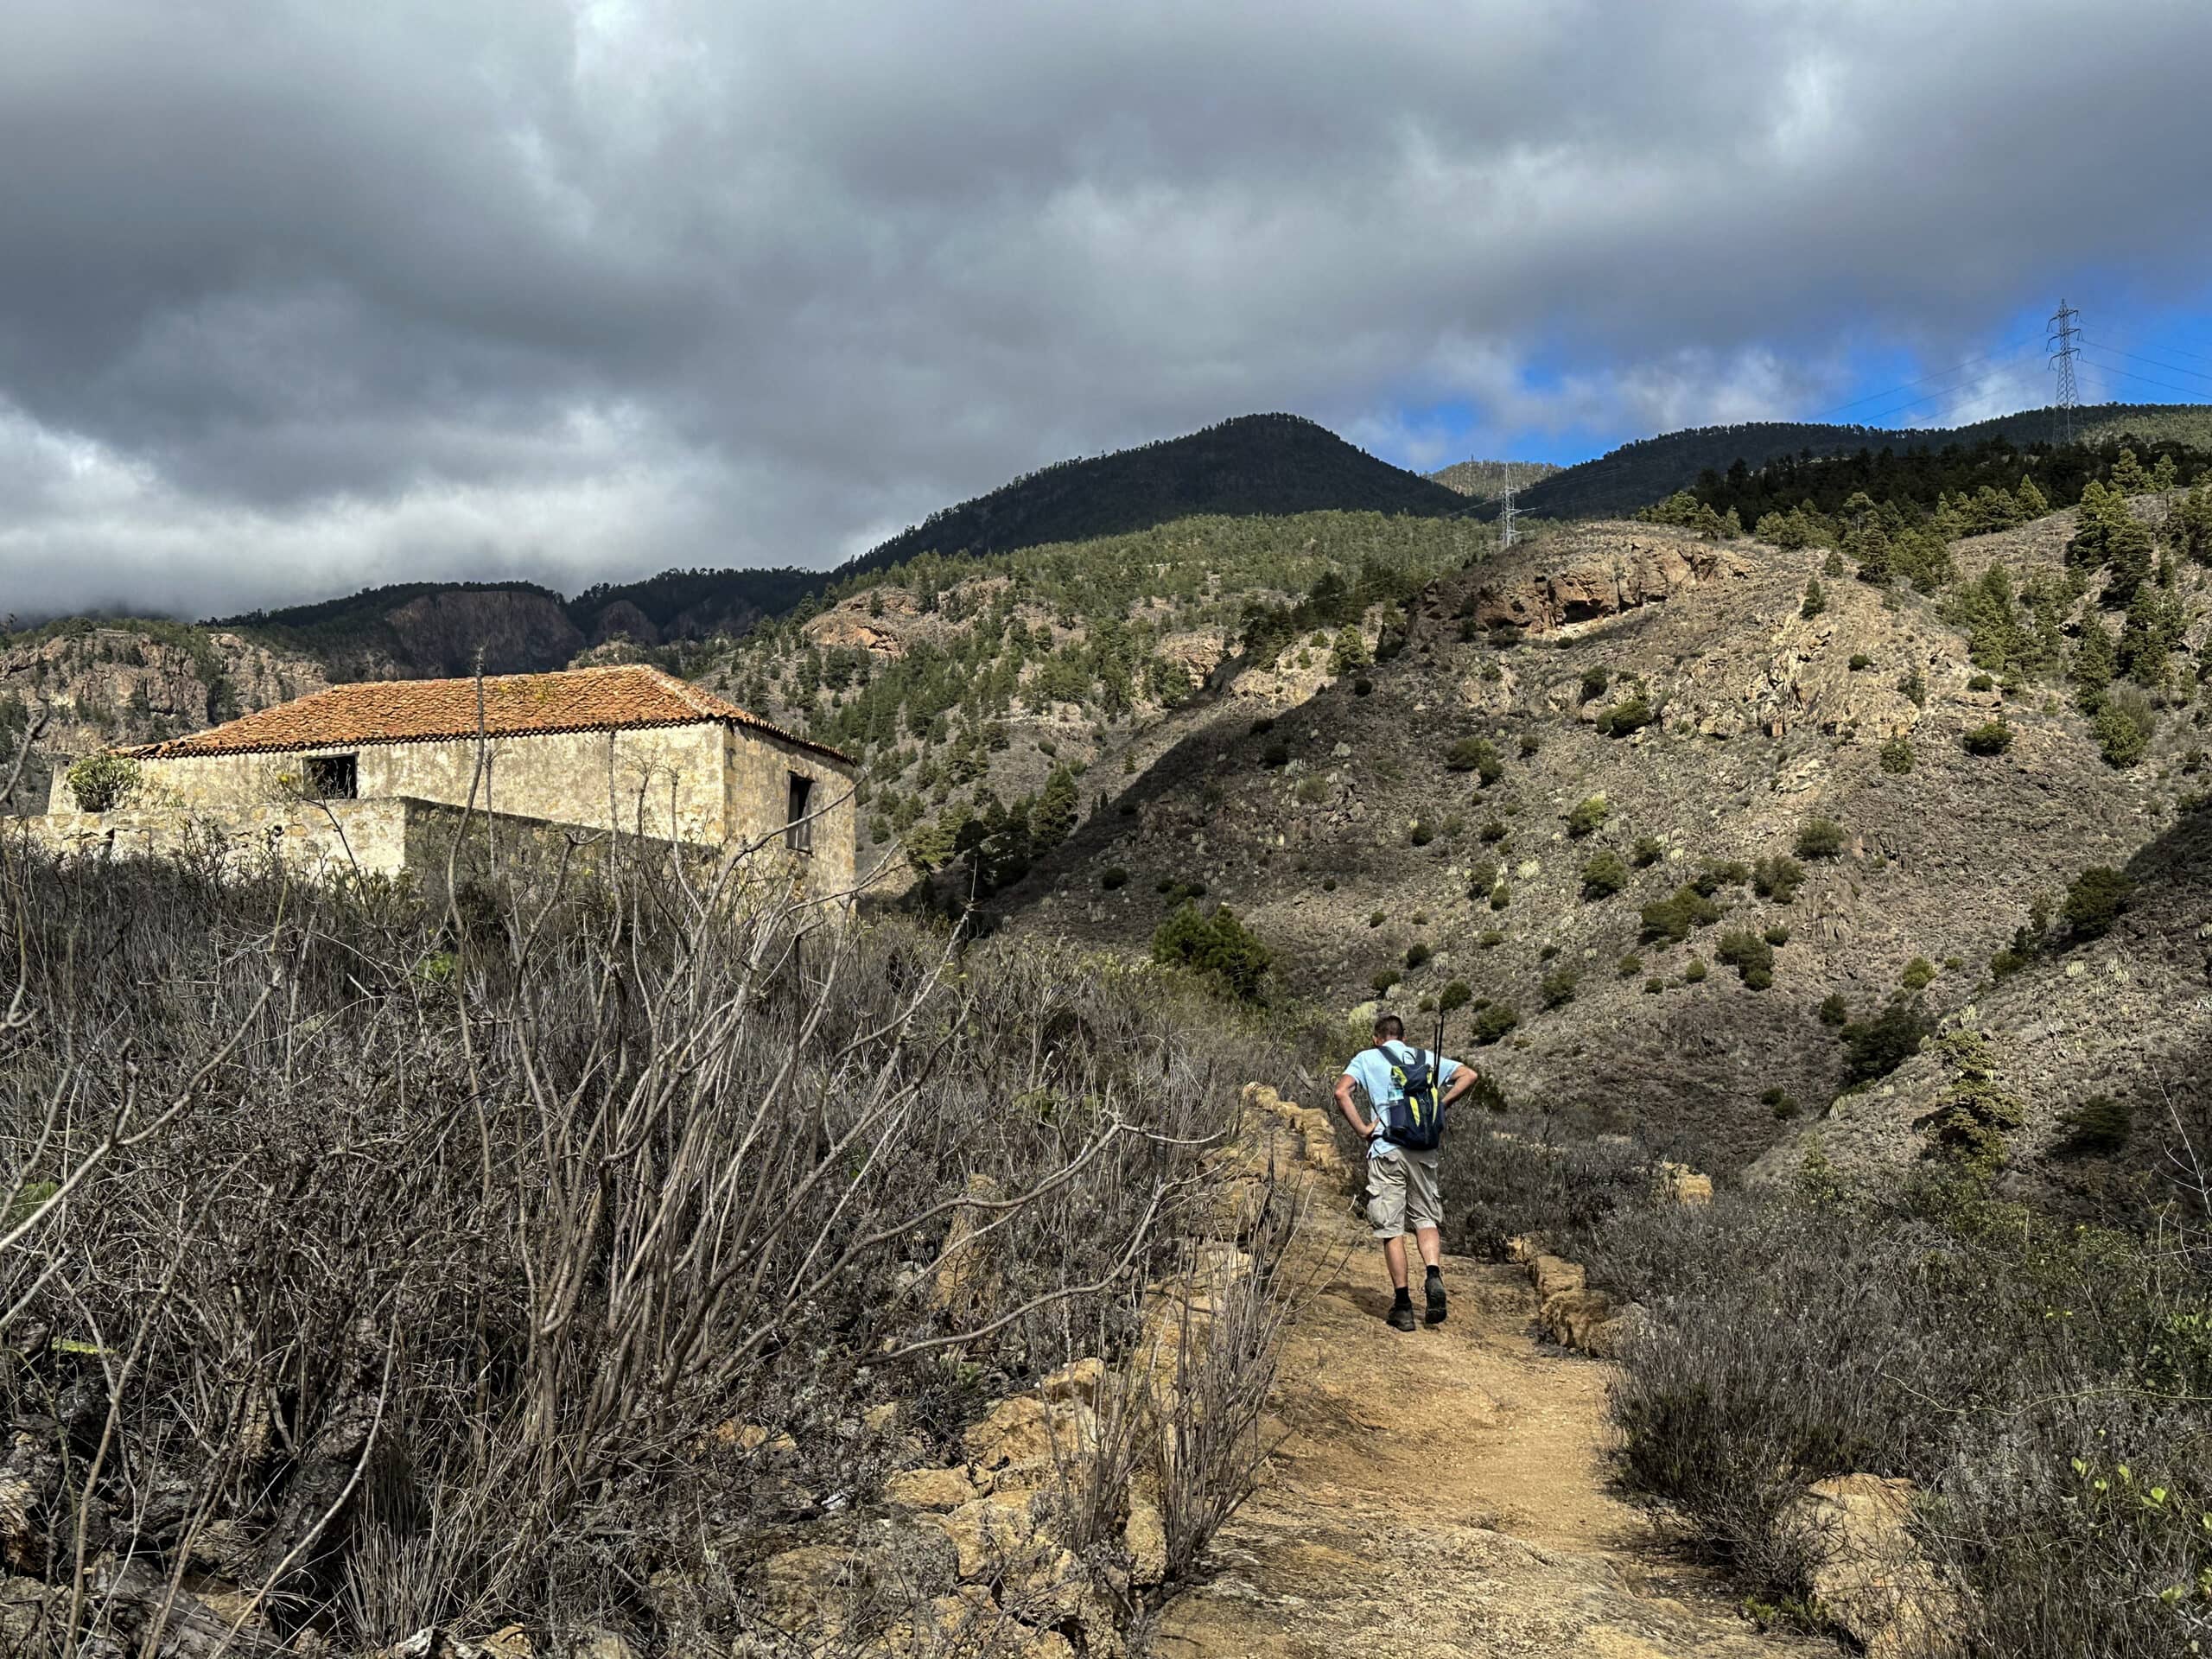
[29,796,413,879]
[33,717,862,897]
[723,727,861,898]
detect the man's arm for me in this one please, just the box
[1440,1059,1479,1107]
[1332,1072,1377,1141]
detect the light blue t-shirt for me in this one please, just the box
[1342,1040,1460,1160]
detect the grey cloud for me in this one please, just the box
[2,0,2208,619]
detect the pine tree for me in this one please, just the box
[1845,521,1892,587]
[2152,453,2179,494]
[1800,579,1827,620]
[2112,448,2152,494]
[2072,612,2117,712]
[1030,765,1080,853]
[2017,474,2050,518]
[2170,482,2212,566]
[1329,625,1370,676]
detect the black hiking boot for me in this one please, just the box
[1387,1302,1418,1332]
[1424,1274,1447,1325]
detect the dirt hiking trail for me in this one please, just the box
[1148,1090,1826,1659]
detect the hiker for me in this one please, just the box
[1333,1014,1477,1331]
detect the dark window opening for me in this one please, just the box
[305,753,358,800]
[785,772,815,853]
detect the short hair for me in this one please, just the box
[1373,1013,1404,1040]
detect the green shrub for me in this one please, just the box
[1478,930,1505,950]
[1618,953,1643,977]
[1962,718,2015,757]
[1631,836,1664,867]
[1296,775,1330,804]
[1752,854,1804,904]
[1794,817,1846,859]
[1321,875,1338,891]
[1580,850,1631,899]
[1691,858,1751,896]
[1149,902,1272,1001]
[1368,911,1385,928]
[2062,866,2134,938]
[1405,943,1433,970]
[1261,740,1290,768]
[1639,885,1721,943]
[2096,684,2156,767]
[1538,944,1559,961]
[1471,1004,1521,1046]
[1715,930,1776,989]
[1372,968,1402,995]
[1489,883,1511,911]
[1967,671,1995,693]
[1840,995,1931,1084]
[1579,666,1611,704]
[1763,925,1790,947]
[1900,956,1936,991]
[1597,696,1656,738]
[1848,653,1872,671]
[1643,976,1664,994]
[1800,579,1827,620]
[1101,867,1128,890]
[1479,819,1508,843]
[1353,677,1373,696]
[1539,968,1579,1009]
[1683,957,1708,983]
[1817,992,1849,1027]
[1446,735,1503,781]
[1567,796,1611,837]
[1761,1086,1800,1119]
[1439,980,1474,1013]
[1878,736,1914,774]
[65,752,141,813]
[1408,820,1435,847]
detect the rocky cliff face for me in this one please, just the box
[998,516,2210,1178]
[2,625,335,806]
[381,589,585,677]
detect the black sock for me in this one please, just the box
[1426,1265,1444,1286]
[1392,1286,1413,1309]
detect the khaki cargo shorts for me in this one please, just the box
[1364,1147,1443,1240]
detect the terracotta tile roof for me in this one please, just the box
[125,664,853,766]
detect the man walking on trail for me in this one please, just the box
[1334,1014,1477,1332]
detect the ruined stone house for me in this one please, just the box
[30,664,860,893]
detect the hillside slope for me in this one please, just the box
[843,414,1470,576]
[1523,403,2212,519]
[1428,458,1561,504]
[991,504,2209,1175]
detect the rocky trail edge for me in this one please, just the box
[1148,1090,1828,1659]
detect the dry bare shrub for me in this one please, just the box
[0,817,1294,1654]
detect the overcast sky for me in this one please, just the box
[3,0,2210,621]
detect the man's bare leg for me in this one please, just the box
[1414,1225,1441,1271]
[1383,1234,1410,1289]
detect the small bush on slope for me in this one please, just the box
[1591,1179,2212,1657]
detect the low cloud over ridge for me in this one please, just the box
[3,1,2209,618]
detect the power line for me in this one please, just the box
[1835,340,2045,428]
[2080,337,2212,389]
[2046,299,2082,443]
[1805,342,2026,421]
[2074,353,2212,404]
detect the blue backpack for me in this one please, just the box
[1377,1041,1447,1152]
